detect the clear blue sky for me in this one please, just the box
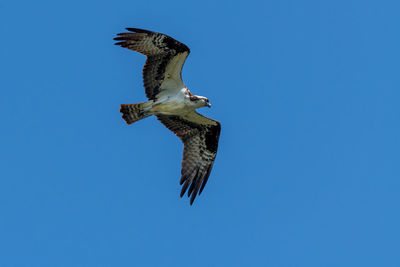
[1,0,399,266]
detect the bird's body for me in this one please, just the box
[114,28,221,205]
[146,88,204,115]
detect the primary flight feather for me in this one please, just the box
[114,28,221,205]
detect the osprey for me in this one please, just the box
[114,28,221,205]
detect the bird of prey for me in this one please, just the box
[114,28,221,205]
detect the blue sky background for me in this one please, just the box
[1,0,399,266]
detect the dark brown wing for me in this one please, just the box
[114,28,190,100]
[157,112,221,205]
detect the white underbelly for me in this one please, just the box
[149,87,195,115]
[150,100,194,115]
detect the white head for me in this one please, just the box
[190,95,211,108]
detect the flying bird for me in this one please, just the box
[114,28,221,205]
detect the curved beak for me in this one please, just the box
[206,102,211,108]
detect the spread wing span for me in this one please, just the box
[157,112,221,205]
[114,28,190,100]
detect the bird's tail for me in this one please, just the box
[120,102,152,124]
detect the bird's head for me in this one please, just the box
[198,96,211,108]
[189,94,211,108]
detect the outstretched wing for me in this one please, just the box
[114,28,190,100]
[157,112,221,205]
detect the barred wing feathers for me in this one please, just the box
[157,112,221,205]
[114,28,190,100]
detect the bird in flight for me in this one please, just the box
[114,28,221,205]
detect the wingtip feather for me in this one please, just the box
[180,181,190,198]
[114,41,128,47]
[126,27,152,34]
[199,165,213,195]
[190,184,201,205]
